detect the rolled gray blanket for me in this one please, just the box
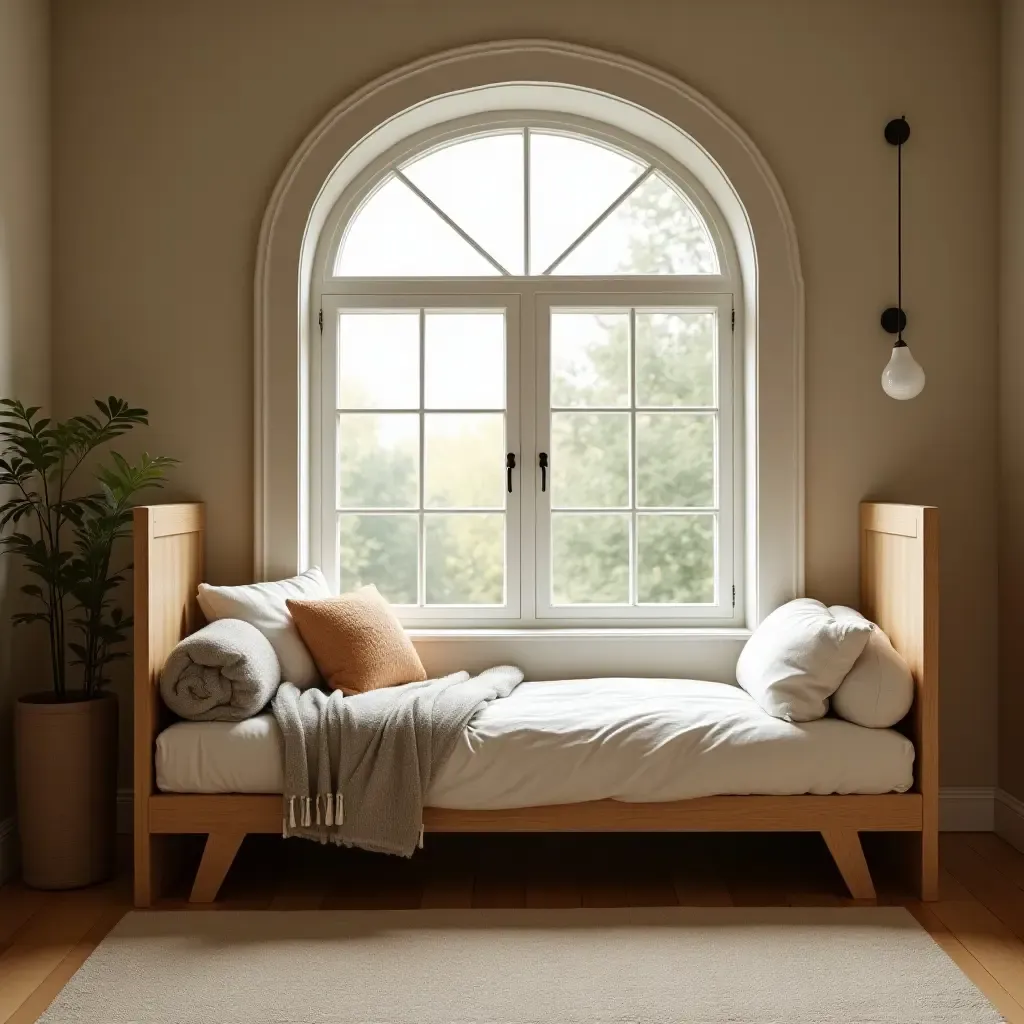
[160,618,281,721]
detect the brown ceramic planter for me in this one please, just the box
[15,690,118,889]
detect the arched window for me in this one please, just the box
[314,117,741,627]
[334,129,719,277]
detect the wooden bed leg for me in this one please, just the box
[822,829,876,900]
[919,827,939,902]
[190,833,245,904]
[134,830,157,908]
[135,831,179,908]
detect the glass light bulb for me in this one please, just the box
[881,342,925,401]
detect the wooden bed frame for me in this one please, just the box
[132,501,938,907]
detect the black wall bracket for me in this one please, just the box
[884,117,911,147]
[880,307,907,335]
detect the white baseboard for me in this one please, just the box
[0,816,17,885]
[114,787,1003,836]
[938,786,1024,848]
[995,788,1024,854]
[939,786,996,831]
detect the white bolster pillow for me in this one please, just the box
[828,605,914,728]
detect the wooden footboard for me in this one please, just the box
[860,502,939,900]
[132,501,938,906]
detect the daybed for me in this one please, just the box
[132,501,938,907]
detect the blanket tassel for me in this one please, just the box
[419,825,424,850]
[336,792,344,825]
[302,797,312,827]
[288,796,296,829]
[315,794,321,827]
[325,794,334,828]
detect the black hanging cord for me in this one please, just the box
[897,118,903,344]
[881,116,910,342]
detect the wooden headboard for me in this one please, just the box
[132,503,205,864]
[859,502,939,844]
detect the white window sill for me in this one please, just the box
[407,627,752,642]
[405,626,748,682]
[405,628,749,681]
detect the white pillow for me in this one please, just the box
[196,568,331,689]
[828,606,915,728]
[736,598,872,722]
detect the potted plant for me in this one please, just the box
[0,398,175,889]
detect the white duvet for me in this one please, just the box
[155,677,914,807]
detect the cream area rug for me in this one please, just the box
[39,907,1001,1023]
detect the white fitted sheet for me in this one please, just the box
[155,677,915,806]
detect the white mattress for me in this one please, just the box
[155,677,915,806]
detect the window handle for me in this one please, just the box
[539,452,548,492]
[506,452,516,493]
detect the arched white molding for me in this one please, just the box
[255,39,804,634]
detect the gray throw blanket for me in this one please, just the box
[272,665,523,856]
[160,619,281,722]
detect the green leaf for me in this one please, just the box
[12,612,49,626]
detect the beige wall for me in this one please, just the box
[52,0,999,787]
[1001,0,1024,802]
[0,0,51,821]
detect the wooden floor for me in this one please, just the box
[2,831,1024,1021]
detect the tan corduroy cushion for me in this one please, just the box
[286,586,426,695]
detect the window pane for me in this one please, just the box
[425,312,505,409]
[425,514,504,605]
[334,176,499,277]
[552,513,630,604]
[425,413,504,509]
[403,133,524,275]
[637,514,716,604]
[551,312,629,408]
[337,413,419,509]
[551,412,629,509]
[635,311,716,407]
[635,413,715,508]
[338,514,418,605]
[530,132,646,275]
[338,312,419,409]
[554,172,719,275]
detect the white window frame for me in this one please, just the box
[534,292,738,625]
[319,292,521,624]
[256,47,806,681]
[313,113,744,628]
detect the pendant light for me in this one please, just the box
[880,116,925,401]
